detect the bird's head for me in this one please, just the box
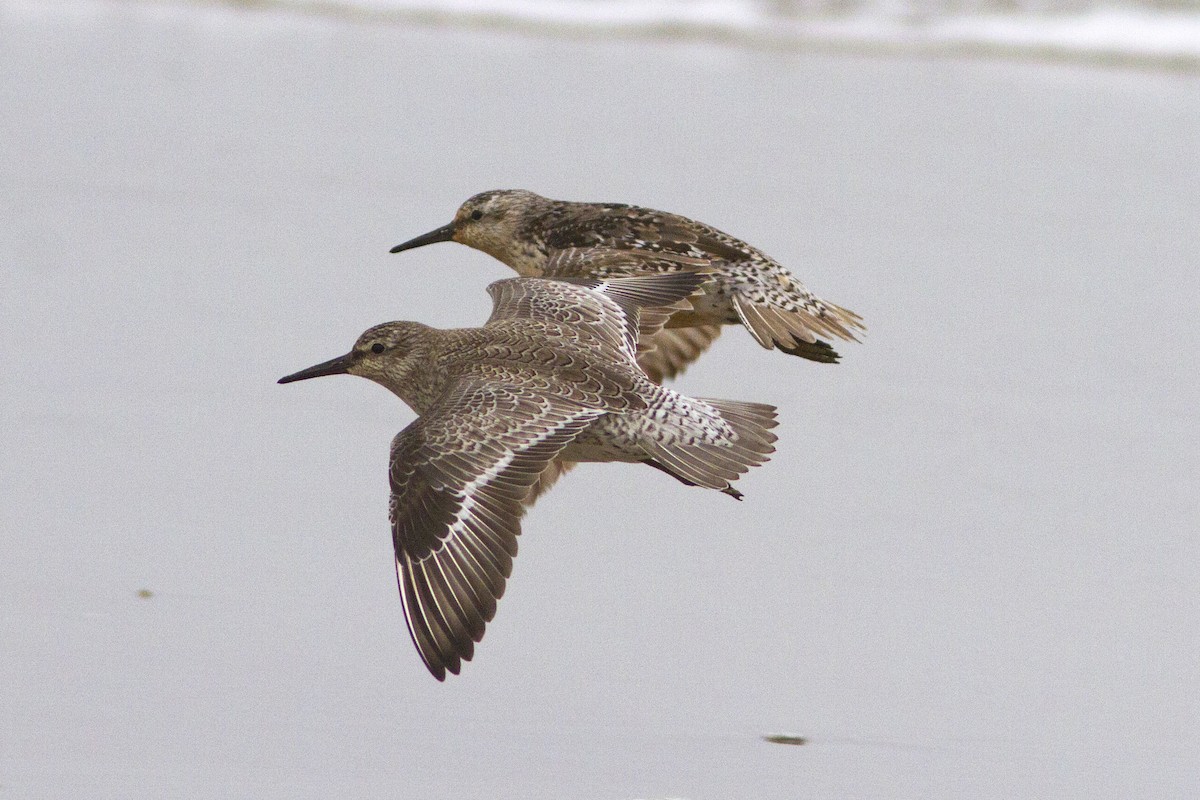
[390,189,548,266]
[279,321,434,407]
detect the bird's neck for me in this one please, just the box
[478,236,548,277]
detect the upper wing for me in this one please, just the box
[484,273,706,360]
[544,205,754,264]
[388,380,603,680]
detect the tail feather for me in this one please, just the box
[732,295,864,363]
[641,398,777,499]
[778,338,841,363]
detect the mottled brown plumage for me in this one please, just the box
[390,189,864,380]
[279,274,777,681]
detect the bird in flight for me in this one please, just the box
[279,274,777,680]
[391,189,864,382]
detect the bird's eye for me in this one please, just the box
[370,343,385,354]
[470,210,483,221]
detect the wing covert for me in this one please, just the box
[485,273,706,360]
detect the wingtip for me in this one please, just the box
[777,338,842,364]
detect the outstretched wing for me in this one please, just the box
[388,379,603,680]
[485,272,706,360]
[636,324,724,384]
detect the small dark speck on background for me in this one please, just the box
[763,734,808,746]
[136,589,154,599]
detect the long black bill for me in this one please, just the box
[389,222,456,254]
[278,352,355,384]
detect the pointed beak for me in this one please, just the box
[389,222,456,254]
[278,352,355,384]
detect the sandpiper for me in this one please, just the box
[279,274,777,680]
[390,189,864,381]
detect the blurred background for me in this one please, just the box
[2,1,1198,798]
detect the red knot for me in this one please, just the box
[390,189,865,381]
[279,274,777,680]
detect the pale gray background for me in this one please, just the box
[2,3,1197,798]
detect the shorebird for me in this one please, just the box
[390,189,864,382]
[279,274,777,680]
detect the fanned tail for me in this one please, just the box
[641,398,777,500]
[777,338,840,363]
[732,295,865,363]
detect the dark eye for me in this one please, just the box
[370,343,385,354]
[470,210,483,221]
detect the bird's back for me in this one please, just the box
[534,200,762,266]
[444,321,648,413]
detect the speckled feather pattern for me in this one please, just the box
[282,274,777,681]
[397,189,865,370]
